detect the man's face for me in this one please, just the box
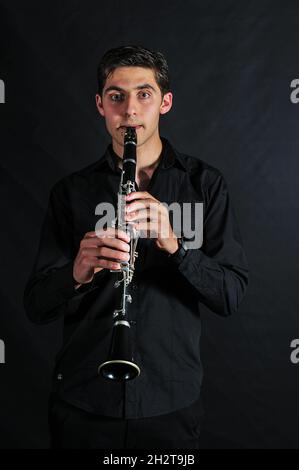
[95,66,172,149]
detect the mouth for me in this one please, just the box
[119,125,143,130]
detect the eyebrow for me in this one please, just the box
[104,83,157,95]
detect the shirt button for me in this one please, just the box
[57,373,63,380]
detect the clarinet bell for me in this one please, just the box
[98,321,140,381]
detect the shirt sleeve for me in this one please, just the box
[23,179,106,324]
[169,171,249,316]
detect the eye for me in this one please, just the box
[139,91,151,99]
[110,94,124,102]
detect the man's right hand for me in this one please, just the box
[73,227,131,285]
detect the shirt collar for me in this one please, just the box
[98,136,187,173]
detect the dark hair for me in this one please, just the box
[97,45,170,97]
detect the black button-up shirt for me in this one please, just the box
[23,137,249,419]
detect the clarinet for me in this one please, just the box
[98,127,141,381]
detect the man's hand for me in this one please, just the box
[125,191,179,255]
[73,227,131,285]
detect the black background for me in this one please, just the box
[0,0,298,448]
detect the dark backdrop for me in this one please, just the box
[0,0,298,449]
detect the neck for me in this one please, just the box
[112,133,163,174]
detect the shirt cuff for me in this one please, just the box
[167,245,188,266]
[56,261,107,299]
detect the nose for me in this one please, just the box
[123,94,137,119]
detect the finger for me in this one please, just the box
[126,207,164,224]
[133,221,158,237]
[81,236,130,252]
[84,230,99,238]
[103,238,131,252]
[134,220,171,239]
[98,246,130,262]
[80,246,130,259]
[103,261,122,271]
[93,227,130,242]
[93,258,122,271]
[126,191,155,202]
[125,208,151,221]
[115,228,131,242]
[126,199,159,213]
[94,266,104,274]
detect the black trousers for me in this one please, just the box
[48,396,203,449]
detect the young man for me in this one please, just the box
[24,45,249,449]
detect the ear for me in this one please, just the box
[95,93,105,117]
[160,91,173,115]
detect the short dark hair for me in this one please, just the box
[97,45,170,97]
